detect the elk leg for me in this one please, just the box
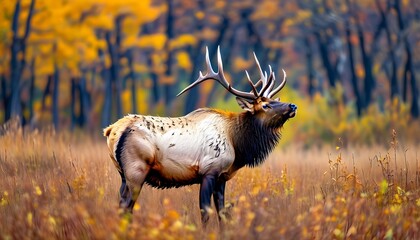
[119,174,133,212]
[199,173,217,225]
[119,181,141,214]
[119,163,149,214]
[213,180,229,223]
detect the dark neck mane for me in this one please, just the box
[230,112,281,168]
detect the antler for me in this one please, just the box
[267,69,286,99]
[177,46,257,101]
[177,46,287,100]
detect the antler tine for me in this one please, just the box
[267,70,276,94]
[260,65,276,97]
[205,46,216,75]
[253,52,276,97]
[266,65,276,93]
[262,71,276,97]
[177,46,257,100]
[268,69,287,99]
[245,70,259,96]
[253,52,266,87]
[177,47,215,97]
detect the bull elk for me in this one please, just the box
[104,47,297,225]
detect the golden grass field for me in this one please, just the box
[0,127,419,239]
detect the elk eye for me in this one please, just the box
[262,104,270,110]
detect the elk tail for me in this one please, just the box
[104,125,129,185]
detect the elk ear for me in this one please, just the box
[236,97,255,114]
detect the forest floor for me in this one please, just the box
[0,129,419,239]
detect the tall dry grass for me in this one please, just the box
[0,127,419,239]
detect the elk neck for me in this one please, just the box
[229,111,281,169]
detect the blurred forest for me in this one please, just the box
[0,0,419,143]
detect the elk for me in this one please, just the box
[104,47,297,225]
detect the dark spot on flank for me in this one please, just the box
[161,126,164,131]
[172,132,175,135]
[169,143,175,148]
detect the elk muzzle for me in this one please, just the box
[288,103,297,118]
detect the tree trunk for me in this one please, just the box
[28,58,36,123]
[42,75,52,111]
[8,0,22,122]
[163,0,174,110]
[146,54,160,104]
[8,0,36,123]
[79,72,90,126]
[105,27,122,119]
[345,21,363,116]
[70,78,77,130]
[1,74,7,123]
[384,6,399,99]
[101,69,112,127]
[356,24,375,109]
[394,0,418,117]
[205,14,231,106]
[184,0,205,114]
[52,64,59,130]
[314,30,336,87]
[127,50,138,113]
[305,35,315,97]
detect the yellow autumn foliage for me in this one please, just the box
[169,34,197,50]
[176,51,192,71]
[85,15,114,30]
[123,36,138,49]
[233,56,253,72]
[138,34,167,50]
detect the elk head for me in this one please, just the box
[178,46,297,128]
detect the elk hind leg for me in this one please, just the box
[119,161,150,214]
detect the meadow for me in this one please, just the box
[0,124,419,240]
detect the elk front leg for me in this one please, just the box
[213,180,229,223]
[199,173,217,225]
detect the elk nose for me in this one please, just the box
[289,103,297,111]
